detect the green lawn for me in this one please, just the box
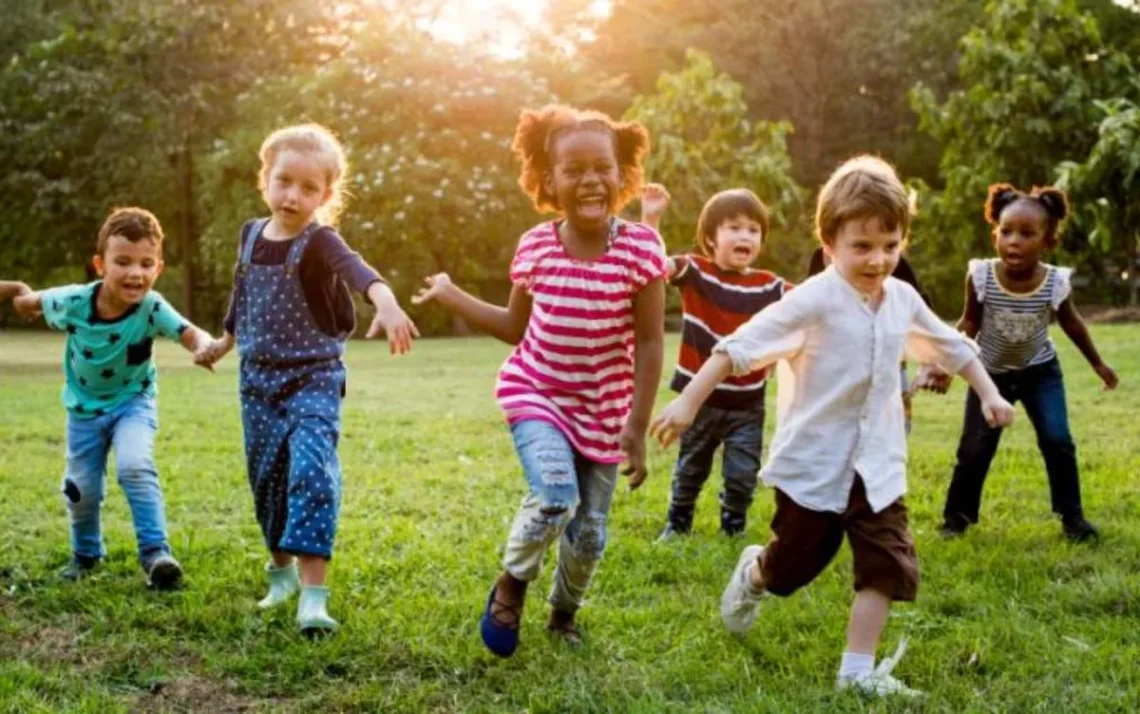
[1,326,1138,713]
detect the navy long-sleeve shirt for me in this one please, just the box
[223,221,385,338]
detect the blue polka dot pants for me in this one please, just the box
[241,362,343,560]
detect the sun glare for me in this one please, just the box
[422,0,612,58]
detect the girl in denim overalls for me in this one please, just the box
[198,124,418,632]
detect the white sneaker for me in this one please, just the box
[720,544,765,635]
[836,639,924,699]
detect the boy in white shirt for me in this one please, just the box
[651,156,1016,698]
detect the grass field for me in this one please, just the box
[1,326,1138,713]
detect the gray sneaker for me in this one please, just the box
[60,554,100,581]
[144,553,183,590]
[720,545,765,635]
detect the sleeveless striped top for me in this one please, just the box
[495,219,668,463]
[970,259,1072,373]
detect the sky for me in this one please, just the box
[420,0,612,57]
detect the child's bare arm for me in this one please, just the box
[622,278,665,489]
[0,281,31,302]
[413,274,532,346]
[364,282,419,355]
[179,325,218,371]
[1055,299,1118,389]
[957,276,982,338]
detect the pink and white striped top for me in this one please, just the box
[495,219,668,463]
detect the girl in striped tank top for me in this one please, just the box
[413,105,667,656]
[941,184,1119,542]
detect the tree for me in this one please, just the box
[909,0,1137,313]
[1056,96,1140,304]
[623,51,805,275]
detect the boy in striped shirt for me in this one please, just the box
[641,184,790,538]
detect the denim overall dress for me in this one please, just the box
[235,219,346,559]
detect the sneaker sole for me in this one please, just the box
[721,544,764,634]
[148,562,183,590]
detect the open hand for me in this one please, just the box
[366,305,418,355]
[640,183,671,224]
[648,397,699,449]
[411,273,454,307]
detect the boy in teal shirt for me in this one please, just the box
[15,207,213,587]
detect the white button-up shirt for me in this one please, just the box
[714,267,978,514]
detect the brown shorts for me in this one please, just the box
[758,476,918,602]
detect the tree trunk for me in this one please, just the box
[176,142,197,321]
[1130,230,1138,306]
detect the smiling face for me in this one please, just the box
[994,199,1049,273]
[544,128,622,234]
[264,149,332,234]
[825,215,902,298]
[93,234,164,307]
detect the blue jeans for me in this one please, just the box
[667,404,764,530]
[943,358,1082,524]
[502,420,618,613]
[62,395,170,562]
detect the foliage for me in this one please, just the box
[624,51,805,276]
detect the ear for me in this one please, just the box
[821,242,835,264]
[92,254,105,277]
[153,258,165,280]
[320,186,334,207]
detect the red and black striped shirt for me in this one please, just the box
[669,254,790,410]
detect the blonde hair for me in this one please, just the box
[815,155,911,246]
[258,123,348,226]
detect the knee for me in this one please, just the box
[116,454,157,483]
[62,477,101,511]
[571,510,608,562]
[1038,422,1075,451]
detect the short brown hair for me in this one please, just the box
[815,155,911,246]
[97,207,164,255]
[511,104,650,214]
[695,188,771,256]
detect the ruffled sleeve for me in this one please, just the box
[968,259,989,303]
[1052,266,1074,310]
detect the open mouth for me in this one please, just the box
[732,246,753,258]
[576,196,608,218]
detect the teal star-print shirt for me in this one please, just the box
[40,282,189,418]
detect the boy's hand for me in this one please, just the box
[649,396,699,449]
[365,304,418,355]
[619,423,649,490]
[411,273,454,306]
[12,291,42,321]
[910,364,952,395]
[980,395,1015,429]
[640,183,671,225]
[194,333,233,371]
[1093,362,1118,391]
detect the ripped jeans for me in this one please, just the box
[503,420,619,614]
[61,395,171,563]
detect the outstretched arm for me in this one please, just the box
[1055,298,1118,390]
[0,281,31,302]
[413,274,532,346]
[12,290,43,320]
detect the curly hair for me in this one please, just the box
[258,123,349,226]
[984,183,1069,248]
[96,207,164,255]
[815,155,912,246]
[511,104,650,214]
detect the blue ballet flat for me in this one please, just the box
[480,585,521,657]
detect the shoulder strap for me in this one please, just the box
[239,218,270,265]
[285,221,323,270]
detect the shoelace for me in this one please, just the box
[871,637,909,682]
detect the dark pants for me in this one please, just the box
[667,404,764,530]
[943,358,1082,525]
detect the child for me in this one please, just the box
[939,184,1118,542]
[805,247,952,431]
[651,156,1016,698]
[413,104,666,657]
[640,183,790,539]
[12,207,214,588]
[195,124,418,633]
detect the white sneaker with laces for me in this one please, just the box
[720,544,765,635]
[836,638,924,699]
